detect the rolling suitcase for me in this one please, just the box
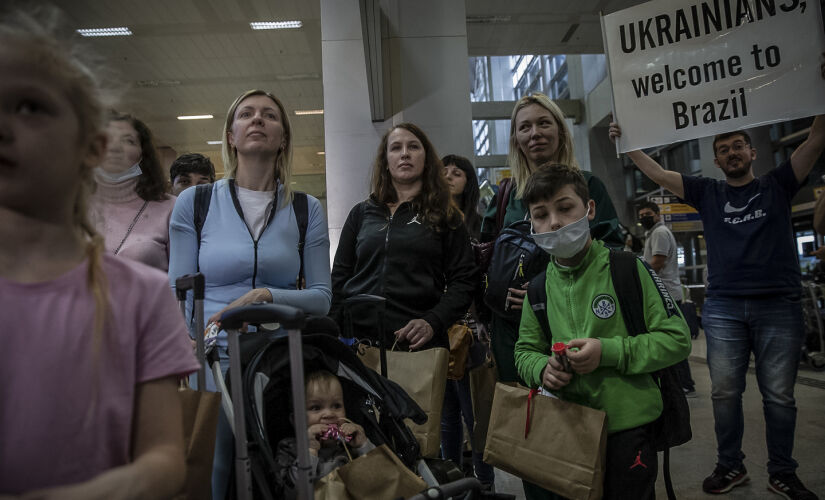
[175,273,220,500]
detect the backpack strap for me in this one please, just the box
[193,183,214,266]
[608,249,647,336]
[608,248,680,500]
[494,177,514,233]
[292,191,309,290]
[527,272,551,343]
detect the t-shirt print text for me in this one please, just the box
[723,208,766,225]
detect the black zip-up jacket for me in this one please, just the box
[330,197,476,349]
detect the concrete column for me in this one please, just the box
[321,0,388,258]
[383,1,474,158]
[321,0,474,256]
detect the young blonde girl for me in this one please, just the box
[0,7,198,499]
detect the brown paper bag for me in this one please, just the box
[483,383,607,500]
[314,470,351,500]
[447,323,473,380]
[358,346,449,458]
[468,356,498,451]
[314,444,427,500]
[176,385,221,500]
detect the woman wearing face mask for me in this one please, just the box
[330,124,475,351]
[91,113,175,272]
[168,89,331,499]
[440,154,496,490]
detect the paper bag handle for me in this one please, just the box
[525,389,538,439]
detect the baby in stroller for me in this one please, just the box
[275,369,375,494]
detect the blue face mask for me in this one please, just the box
[94,162,142,183]
[531,207,591,259]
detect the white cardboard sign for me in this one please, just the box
[601,0,825,153]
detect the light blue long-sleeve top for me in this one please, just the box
[168,179,332,344]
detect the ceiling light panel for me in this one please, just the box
[177,114,214,120]
[77,27,133,37]
[250,21,303,30]
[294,109,324,115]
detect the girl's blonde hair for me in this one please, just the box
[221,89,294,207]
[507,92,579,199]
[1,6,116,348]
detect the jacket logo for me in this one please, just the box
[592,294,616,319]
[407,214,422,225]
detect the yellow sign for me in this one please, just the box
[660,203,698,215]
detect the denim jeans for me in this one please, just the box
[703,294,804,475]
[441,377,496,485]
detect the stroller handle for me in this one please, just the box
[220,303,306,330]
[175,273,205,300]
[342,293,386,307]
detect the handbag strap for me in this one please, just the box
[114,200,149,255]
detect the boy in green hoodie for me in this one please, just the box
[514,163,691,500]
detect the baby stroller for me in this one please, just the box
[215,303,513,499]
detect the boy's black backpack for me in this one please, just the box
[526,249,691,500]
[483,219,550,323]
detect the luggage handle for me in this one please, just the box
[220,303,306,330]
[175,273,206,390]
[175,273,205,300]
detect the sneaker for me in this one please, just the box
[703,464,749,494]
[767,472,818,500]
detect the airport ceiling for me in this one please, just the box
[52,0,644,197]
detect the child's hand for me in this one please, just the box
[307,423,327,456]
[566,338,601,374]
[339,420,367,448]
[541,355,572,390]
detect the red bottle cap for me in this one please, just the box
[552,342,567,355]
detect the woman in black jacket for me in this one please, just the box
[330,123,476,350]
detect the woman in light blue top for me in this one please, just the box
[169,89,331,499]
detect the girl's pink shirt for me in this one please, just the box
[0,255,199,494]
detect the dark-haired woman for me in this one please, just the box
[440,154,495,490]
[91,113,175,272]
[330,124,475,350]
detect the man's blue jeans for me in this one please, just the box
[703,294,804,475]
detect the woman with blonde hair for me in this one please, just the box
[330,123,475,350]
[0,6,198,498]
[479,93,623,500]
[169,89,331,498]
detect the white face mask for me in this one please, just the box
[531,207,591,259]
[94,162,143,183]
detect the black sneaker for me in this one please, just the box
[767,472,818,500]
[702,464,749,494]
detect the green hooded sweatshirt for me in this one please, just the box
[515,240,691,434]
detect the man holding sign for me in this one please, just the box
[608,61,824,497]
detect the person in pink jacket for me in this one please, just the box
[91,112,176,272]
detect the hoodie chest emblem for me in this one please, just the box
[592,294,616,319]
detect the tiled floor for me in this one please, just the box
[488,336,825,499]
